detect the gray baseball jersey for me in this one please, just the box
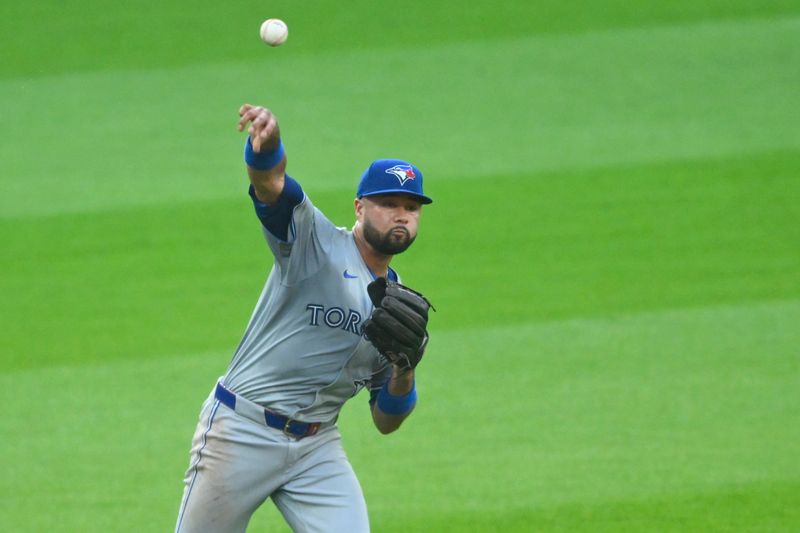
[176,176,399,533]
[222,176,395,420]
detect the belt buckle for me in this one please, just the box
[283,418,302,439]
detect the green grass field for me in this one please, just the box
[2,2,799,531]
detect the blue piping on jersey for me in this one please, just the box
[375,266,399,282]
[176,399,221,532]
[249,175,305,242]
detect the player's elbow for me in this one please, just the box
[249,166,286,205]
[374,420,400,435]
[373,412,411,435]
[371,409,404,434]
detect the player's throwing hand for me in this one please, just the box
[238,104,281,152]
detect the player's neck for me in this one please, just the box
[352,226,391,278]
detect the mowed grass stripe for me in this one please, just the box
[2,16,799,217]
[5,0,800,80]
[393,480,800,532]
[2,299,798,532]
[3,150,798,370]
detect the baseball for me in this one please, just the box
[260,19,288,47]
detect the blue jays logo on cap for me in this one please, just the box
[385,164,416,186]
[356,159,433,204]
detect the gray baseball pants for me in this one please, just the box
[175,385,370,532]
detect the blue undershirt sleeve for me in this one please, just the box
[248,175,305,242]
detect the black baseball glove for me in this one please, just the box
[362,278,433,370]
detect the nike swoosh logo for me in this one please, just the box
[343,269,358,279]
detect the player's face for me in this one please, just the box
[357,194,422,255]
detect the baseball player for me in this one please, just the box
[174,104,434,533]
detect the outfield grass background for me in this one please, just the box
[2,2,799,531]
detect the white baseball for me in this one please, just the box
[260,19,288,47]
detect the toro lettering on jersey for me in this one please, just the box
[306,304,363,335]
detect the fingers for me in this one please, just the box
[250,112,276,139]
[237,105,262,132]
[237,104,254,131]
[237,104,280,152]
[252,116,277,152]
[237,104,273,132]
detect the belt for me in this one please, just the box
[214,382,322,439]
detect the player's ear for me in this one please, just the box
[354,198,365,221]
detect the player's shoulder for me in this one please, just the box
[308,203,351,237]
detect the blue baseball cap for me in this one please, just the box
[356,159,433,204]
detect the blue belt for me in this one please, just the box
[214,383,321,439]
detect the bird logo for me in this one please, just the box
[385,165,417,186]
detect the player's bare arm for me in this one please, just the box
[371,367,415,434]
[238,103,286,204]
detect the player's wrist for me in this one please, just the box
[389,366,414,393]
[377,379,417,415]
[392,363,414,377]
[245,136,285,170]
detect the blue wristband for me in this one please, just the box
[244,137,285,170]
[377,380,417,415]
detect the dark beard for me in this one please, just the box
[363,219,416,255]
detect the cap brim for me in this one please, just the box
[359,189,433,204]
